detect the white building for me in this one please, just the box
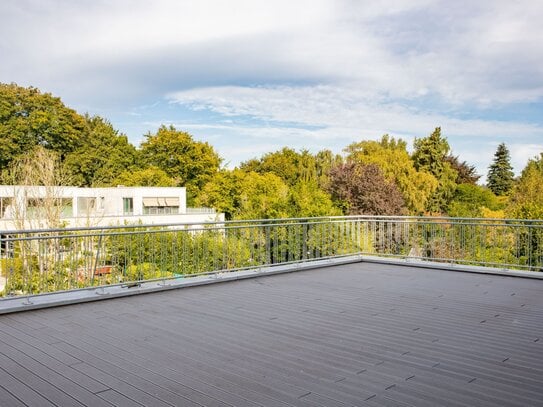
[0,185,224,230]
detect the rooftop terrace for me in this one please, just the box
[1,261,542,407]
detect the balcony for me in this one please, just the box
[0,216,542,406]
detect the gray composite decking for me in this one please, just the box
[0,262,542,407]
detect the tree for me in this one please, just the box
[237,171,290,219]
[194,170,241,219]
[506,154,543,268]
[240,147,343,189]
[113,166,176,187]
[241,147,302,185]
[63,115,138,186]
[328,163,406,215]
[288,180,341,217]
[412,127,458,213]
[487,143,515,196]
[195,170,291,219]
[346,135,437,214]
[447,184,503,218]
[0,83,86,171]
[3,146,72,230]
[507,153,543,219]
[314,149,344,189]
[445,155,480,184]
[239,147,342,217]
[1,146,76,293]
[140,125,221,201]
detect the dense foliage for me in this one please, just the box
[346,135,437,214]
[140,125,222,201]
[412,127,458,213]
[1,83,542,221]
[63,115,138,186]
[0,83,86,169]
[508,153,543,219]
[328,163,406,215]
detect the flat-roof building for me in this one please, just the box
[0,185,223,230]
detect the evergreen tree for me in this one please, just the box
[487,143,514,196]
[412,127,458,213]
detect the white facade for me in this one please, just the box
[0,185,224,230]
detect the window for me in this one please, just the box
[143,206,179,215]
[123,197,133,215]
[77,197,96,215]
[60,199,73,218]
[0,197,12,219]
[142,197,179,215]
[26,198,73,218]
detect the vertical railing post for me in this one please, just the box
[302,221,308,261]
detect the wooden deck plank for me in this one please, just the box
[0,384,27,407]
[0,262,542,406]
[0,356,72,407]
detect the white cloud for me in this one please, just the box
[169,84,543,138]
[167,83,543,176]
[1,0,331,59]
[510,143,543,173]
[1,0,542,175]
[2,0,542,106]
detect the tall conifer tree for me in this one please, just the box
[487,143,514,196]
[412,127,458,213]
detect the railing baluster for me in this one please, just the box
[1,216,543,301]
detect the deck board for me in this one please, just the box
[1,262,543,406]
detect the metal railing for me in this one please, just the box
[185,207,216,214]
[1,216,542,299]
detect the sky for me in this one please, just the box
[1,0,543,180]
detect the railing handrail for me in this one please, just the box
[2,214,542,235]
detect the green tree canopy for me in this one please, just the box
[507,153,543,219]
[237,171,290,219]
[288,180,341,217]
[328,162,406,215]
[412,127,450,172]
[113,166,177,187]
[447,184,503,218]
[63,115,138,186]
[346,135,437,214]
[240,147,342,189]
[140,125,222,201]
[196,169,290,219]
[241,147,303,185]
[193,170,241,219]
[487,143,515,196]
[412,127,458,213]
[0,83,86,171]
[313,149,344,189]
[198,172,340,220]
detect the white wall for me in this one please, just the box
[0,185,221,231]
